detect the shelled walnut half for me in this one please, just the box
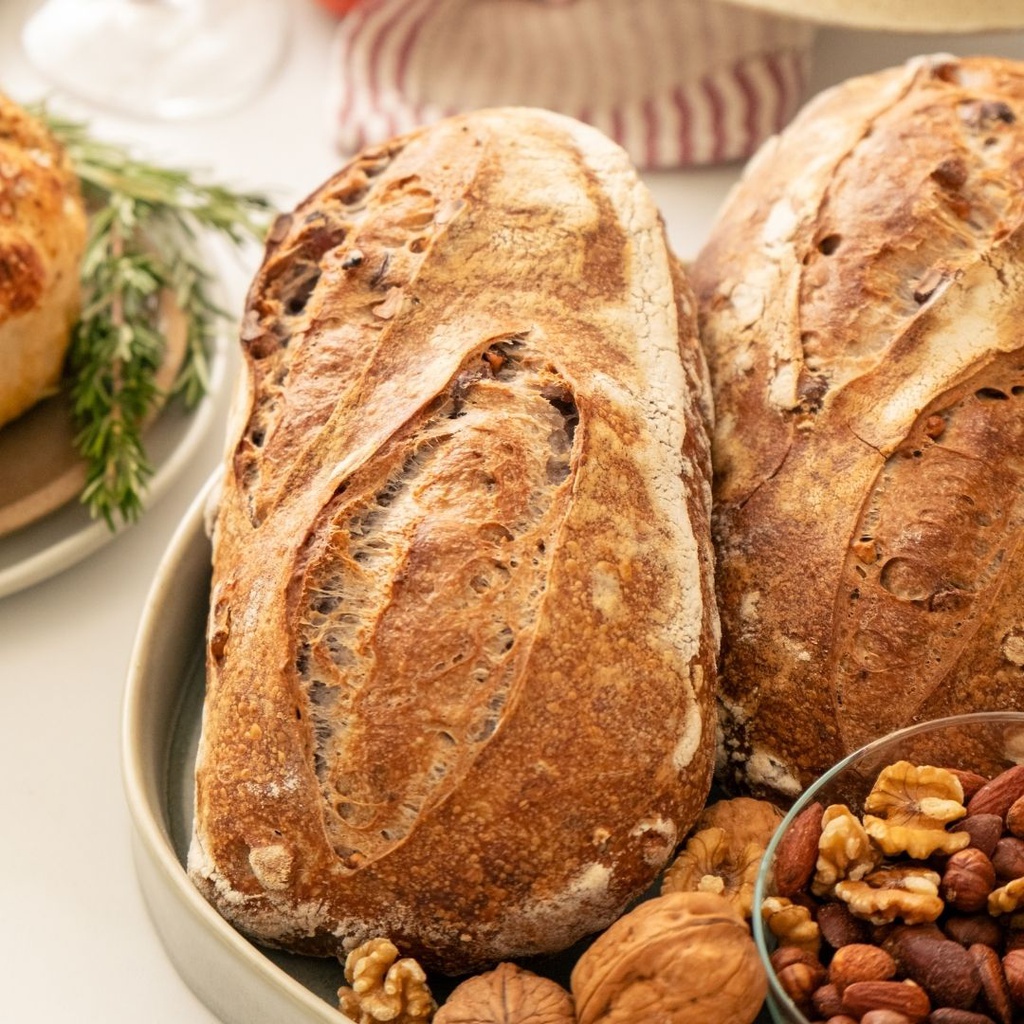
[337,938,436,1024]
[862,762,970,859]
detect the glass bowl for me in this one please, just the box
[752,711,1024,1024]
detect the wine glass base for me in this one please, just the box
[22,0,290,120]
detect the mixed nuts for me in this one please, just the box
[765,760,1024,1024]
[331,759,1024,1024]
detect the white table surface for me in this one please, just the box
[0,3,1022,1021]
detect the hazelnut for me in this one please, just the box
[941,848,997,913]
[860,1012,914,1024]
[1006,796,1024,839]
[570,892,766,1024]
[770,946,824,975]
[812,981,843,1018]
[992,837,1024,881]
[776,962,821,1012]
[1002,947,1024,1007]
[829,943,897,992]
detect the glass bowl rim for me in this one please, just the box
[751,710,1024,1023]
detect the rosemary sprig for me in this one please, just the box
[37,107,275,528]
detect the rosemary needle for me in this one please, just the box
[36,107,275,528]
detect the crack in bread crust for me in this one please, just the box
[190,108,717,973]
[693,55,1024,796]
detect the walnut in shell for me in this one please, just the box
[570,891,767,1024]
[434,963,574,1024]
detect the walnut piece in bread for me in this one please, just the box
[691,55,1024,797]
[188,107,719,974]
[0,92,86,429]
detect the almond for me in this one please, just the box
[945,768,991,802]
[829,943,897,992]
[966,765,1024,819]
[840,980,930,1021]
[773,801,824,897]
[959,814,1004,858]
[928,1009,998,1023]
[992,837,1024,881]
[884,926,981,1010]
[818,899,871,949]
[968,944,1013,1024]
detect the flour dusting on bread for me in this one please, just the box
[189,107,718,973]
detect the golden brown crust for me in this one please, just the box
[189,108,718,974]
[691,55,1024,798]
[0,92,86,428]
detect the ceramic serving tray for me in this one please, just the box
[123,477,354,1024]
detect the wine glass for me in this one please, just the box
[22,0,291,120]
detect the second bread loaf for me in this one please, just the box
[693,55,1024,797]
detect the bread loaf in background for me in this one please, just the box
[188,107,719,974]
[691,55,1024,798]
[0,92,86,429]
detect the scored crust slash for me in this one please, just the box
[692,54,1024,799]
[187,107,719,974]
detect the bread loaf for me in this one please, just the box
[0,92,86,429]
[188,108,719,973]
[691,55,1024,798]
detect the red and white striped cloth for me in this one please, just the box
[329,0,817,169]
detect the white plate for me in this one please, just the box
[0,323,228,600]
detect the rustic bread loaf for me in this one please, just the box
[188,107,719,974]
[691,55,1024,799]
[0,92,86,429]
